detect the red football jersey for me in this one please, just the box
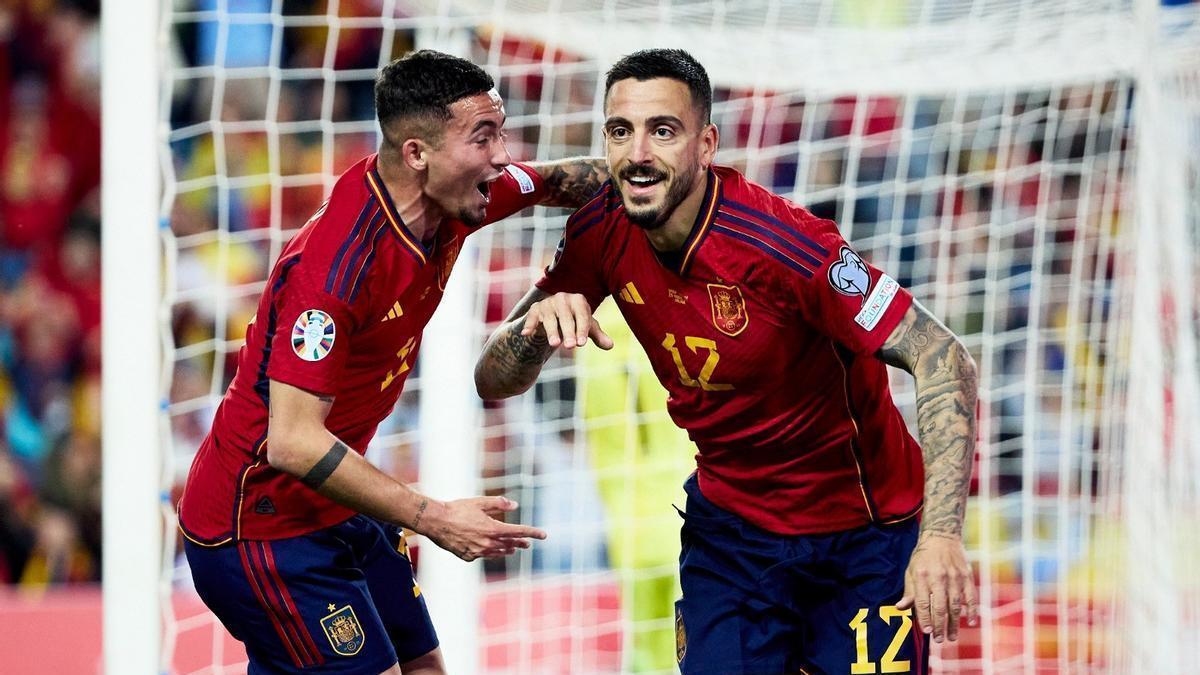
[537,166,922,535]
[179,154,544,544]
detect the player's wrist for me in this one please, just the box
[407,496,448,535]
[917,528,962,543]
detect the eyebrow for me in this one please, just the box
[603,115,687,129]
[470,118,503,135]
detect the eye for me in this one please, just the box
[652,126,674,139]
[607,126,630,140]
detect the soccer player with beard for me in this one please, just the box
[476,49,978,674]
[178,50,607,675]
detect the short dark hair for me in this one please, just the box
[375,50,494,146]
[604,49,712,124]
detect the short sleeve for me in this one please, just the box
[795,218,913,355]
[265,263,362,396]
[481,162,545,225]
[534,192,610,310]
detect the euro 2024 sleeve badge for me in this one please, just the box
[320,604,365,656]
[292,309,336,362]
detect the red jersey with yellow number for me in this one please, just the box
[179,154,544,544]
[537,166,922,535]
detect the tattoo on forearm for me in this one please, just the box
[881,307,977,538]
[477,320,555,397]
[300,441,349,490]
[538,159,609,208]
[412,498,428,529]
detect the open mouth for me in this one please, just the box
[625,175,664,189]
[476,180,492,205]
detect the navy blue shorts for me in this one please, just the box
[185,515,437,674]
[674,475,928,675]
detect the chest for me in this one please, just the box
[601,242,797,393]
[347,231,465,375]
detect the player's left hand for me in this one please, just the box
[896,532,977,643]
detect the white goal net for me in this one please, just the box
[125,0,1200,673]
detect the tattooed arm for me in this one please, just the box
[528,158,609,208]
[877,300,979,643]
[476,287,613,399]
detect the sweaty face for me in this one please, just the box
[423,89,512,226]
[604,78,712,230]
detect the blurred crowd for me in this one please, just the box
[0,0,101,586]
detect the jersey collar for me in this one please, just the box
[675,168,722,276]
[364,155,429,266]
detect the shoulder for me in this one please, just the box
[710,167,835,281]
[563,180,623,243]
[294,156,378,255]
[283,156,397,305]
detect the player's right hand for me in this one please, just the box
[521,292,613,351]
[422,496,548,562]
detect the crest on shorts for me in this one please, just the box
[675,605,687,663]
[291,309,335,362]
[828,246,870,302]
[707,283,748,337]
[437,235,462,291]
[320,604,365,656]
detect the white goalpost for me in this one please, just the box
[102,0,1200,673]
[101,0,162,673]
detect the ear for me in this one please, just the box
[400,137,429,172]
[700,122,719,169]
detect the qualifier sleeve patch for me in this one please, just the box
[505,164,537,195]
[292,309,336,361]
[854,274,900,331]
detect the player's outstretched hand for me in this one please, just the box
[896,532,978,643]
[521,292,613,351]
[420,496,548,562]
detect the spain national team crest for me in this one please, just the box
[437,236,462,291]
[707,283,748,337]
[320,604,365,656]
[291,309,335,362]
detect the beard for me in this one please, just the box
[620,161,700,231]
[457,205,485,227]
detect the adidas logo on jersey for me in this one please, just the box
[380,300,403,322]
[617,282,645,305]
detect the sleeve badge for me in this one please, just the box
[292,309,336,362]
[828,246,871,302]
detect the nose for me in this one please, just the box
[629,129,654,164]
[493,135,513,168]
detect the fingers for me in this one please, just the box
[519,294,597,350]
[929,570,949,643]
[589,318,614,350]
[963,566,979,627]
[455,535,539,562]
[946,579,962,642]
[912,570,933,640]
[492,521,548,540]
[477,496,518,514]
[896,572,915,611]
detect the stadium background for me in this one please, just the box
[1,0,1199,673]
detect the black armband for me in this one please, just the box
[300,441,348,490]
